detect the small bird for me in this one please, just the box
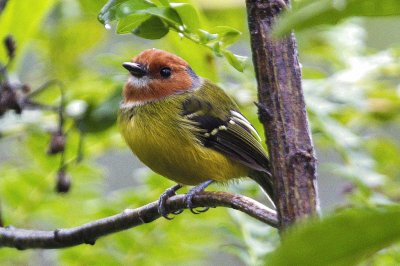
[119,49,273,219]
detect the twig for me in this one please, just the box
[25,79,64,100]
[0,0,8,15]
[0,191,278,249]
[23,99,59,112]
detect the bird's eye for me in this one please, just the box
[160,67,172,78]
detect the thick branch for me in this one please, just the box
[246,0,319,230]
[0,191,277,249]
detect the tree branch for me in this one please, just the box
[246,0,319,231]
[0,191,278,249]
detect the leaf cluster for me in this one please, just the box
[98,0,246,71]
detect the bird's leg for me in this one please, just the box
[185,180,214,214]
[158,184,183,220]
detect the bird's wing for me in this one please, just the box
[180,94,270,173]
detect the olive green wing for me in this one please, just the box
[180,83,271,174]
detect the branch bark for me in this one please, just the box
[245,0,319,230]
[0,191,277,249]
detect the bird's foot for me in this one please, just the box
[158,184,183,220]
[185,180,214,214]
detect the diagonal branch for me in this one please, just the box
[0,191,278,250]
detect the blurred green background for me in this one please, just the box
[0,0,400,265]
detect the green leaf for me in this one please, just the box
[142,6,182,26]
[0,0,56,63]
[213,41,222,56]
[197,29,218,44]
[222,50,247,72]
[98,0,155,25]
[211,26,241,47]
[169,3,200,31]
[116,13,151,34]
[78,88,121,133]
[274,0,400,36]
[267,206,400,266]
[157,0,170,6]
[133,15,169,39]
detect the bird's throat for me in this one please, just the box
[123,77,194,106]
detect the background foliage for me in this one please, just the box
[0,0,400,265]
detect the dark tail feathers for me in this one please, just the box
[249,170,275,205]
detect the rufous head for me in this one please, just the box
[122,49,201,105]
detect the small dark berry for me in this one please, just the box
[21,84,31,94]
[56,169,71,193]
[3,35,16,59]
[47,132,66,155]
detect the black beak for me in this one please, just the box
[122,62,147,78]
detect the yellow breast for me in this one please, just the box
[118,100,247,185]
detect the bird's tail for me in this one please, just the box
[249,170,275,206]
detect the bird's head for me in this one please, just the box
[122,49,201,106]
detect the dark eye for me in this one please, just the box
[160,67,172,78]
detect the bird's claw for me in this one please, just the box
[185,180,214,214]
[158,184,183,220]
[171,209,184,215]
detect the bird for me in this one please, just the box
[119,48,273,219]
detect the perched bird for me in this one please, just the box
[119,49,273,218]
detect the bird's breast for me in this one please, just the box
[118,101,198,181]
[118,100,248,185]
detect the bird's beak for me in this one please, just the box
[122,62,147,78]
